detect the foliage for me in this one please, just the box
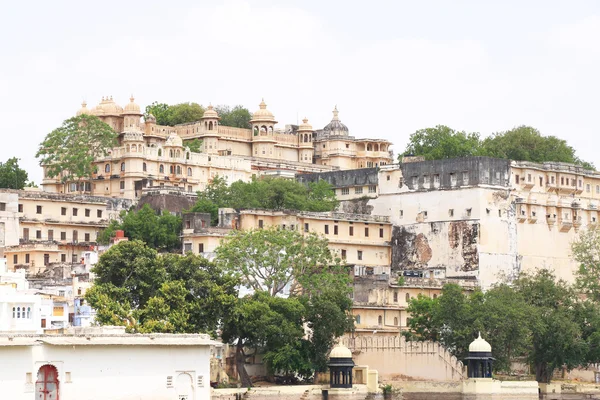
[572,226,600,302]
[0,157,29,189]
[36,114,117,182]
[403,294,439,342]
[184,138,203,153]
[144,101,204,126]
[98,204,182,251]
[215,105,252,129]
[381,384,393,395]
[401,124,593,168]
[402,125,482,161]
[86,240,238,335]
[189,176,339,226]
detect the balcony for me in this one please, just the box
[573,216,582,229]
[559,220,573,232]
[528,213,538,223]
[546,182,558,193]
[546,215,556,226]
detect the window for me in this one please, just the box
[72,254,78,263]
[423,211,428,218]
[324,225,329,234]
[449,209,454,217]
[364,227,369,237]
[23,227,29,241]
[527,174,532,182]
[411,176,417,186]
[572,178,576,186]
[48,230,53,241]
[73,208,78,216]
[61,254,66,262]
[393,291,398,302]
[450,173,457,185]
[380,228,384,238]
[355,187,363,194]
[355,315,361,324]
[540,176,543,187]
[18,204,23,212]
[13,254,17,264]
[334,225,338,235]
[341,187,349,195]
[587,184,591,193]
[394,317,398,326]
[378,315,383,325]
[61,207,67,216]
[105,163,110,173]
[159,164,164,174]
[258,220,264,229]
[515,174,520,184]
[120,181,125,190]
[357,250,363,261]
[405,293,410,302]
[85,209,90,217]
[341,249,346,259]
[466,208,472,217]
[84,233,90,242]
[462,171,469,184]
[0,202,5,211]
[579,180,583,188]
[36,230,41,239]
[387,175,391,181]
[399,210,404,219]
[597,185,600,194]
[60,232,66,240]
[434,174,440,185]
[187,167,192,176]
[25,254,30,263]
[368,185,376,193]
[120,162,125,172]
[72,230,78,242]
[349,226,354,236]
[97,210,103,218]
[142,162,147,172]
[304,223,309,232]
[36,205,42,214]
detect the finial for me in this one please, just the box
[130,94,134,102]
[302,117,308,124]
[478,332,482,339]
[332,105,339,120]
[259,99,267,109]
[82,101,87,107]
[102,96,105,101]
[208,103,213,110]
[110,95,113,100]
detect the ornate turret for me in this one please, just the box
[122,96,142,132]
[323,106,349,136]
[465,333,494,378]
[201,104,220,132]
[328,343,354,388]
[76,101,92,116]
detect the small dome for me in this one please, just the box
[93,96,123,116]
[469,333,492,353]
[298,118,313,132]
[165,132,183,147]
[329,343,352,359]
[145,113,157,123]
[202,103,220,120]
[251,99,277,123]
[76,101,91,116]
[323,106,349,135]
[123,95,142,115]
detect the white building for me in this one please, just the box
[0,327,217,400]
[0,286,42,333]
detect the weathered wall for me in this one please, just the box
[297,168,378,188]
[137,193,196,214]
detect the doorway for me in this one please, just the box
[36,364,59,400]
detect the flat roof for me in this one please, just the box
[0,333,220,347]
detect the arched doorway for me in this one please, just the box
[36,364,59,400]
[176,372,194,400]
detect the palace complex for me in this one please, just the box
[41,96,393,200]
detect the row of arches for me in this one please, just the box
[253,125,274,136]
[158,164,193,176]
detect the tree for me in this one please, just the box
[145,102,172,126]
[144,102,205,126]
[481,126,594,168]
[215,105,252,129]
[0,157,29,189]
[86,240,238,336]
[403,294,439,342]
[572,226,600,302]
[401,125,482,161]
[98,204,182,251]
[184,138,203,153]
[36,114,117,183]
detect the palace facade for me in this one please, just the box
[41,97,393,200]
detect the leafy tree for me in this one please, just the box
[0,157,29,189]
[86,240,238,335]
[481,126,594,168]
[144,102,205,126]
[215,105,252,129]
[98,204,182,251]
[184,138,203,153]
[572,226,600,302]
[145,102,172,126]
[36,114,117,183]
[401,125,482,161]
[403,294,439,342]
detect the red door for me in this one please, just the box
[36,365,59,400]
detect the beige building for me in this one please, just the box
[0,189,131,274]
[42,97,393,200]
[301,157,600,289]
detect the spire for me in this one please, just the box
[302,117,308,124]
[332,105,339,121]
[129,94,135,103]
[259,99,267,109]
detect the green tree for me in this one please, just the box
[36,114,117,184]
[572,226,600,302]
[184,138,203,153]
[481,126,593,168]
[97,204,182,251]
[169,102,205,125]
[403,294,440,342]
[215,105,252,129]
[0,157,29,189]
[145,102,172,126]
[401,125,482,161]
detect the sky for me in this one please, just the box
[1,0,600,184]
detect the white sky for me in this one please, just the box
[1,0,600,183]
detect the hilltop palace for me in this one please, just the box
[41,97,393,200]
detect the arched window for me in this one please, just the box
[187,167,192,176]
[253,126,259,136]
[176,150,180,158]
[393,291,398,302]
[120,162,125,172]
[186,152,190,160]
[355,315,361,324]
[208,121,213,130]
[394,317,398,326]
[12,307,15,318]
[170,165,174,174]
[170,150,174,158]
[159,164,164,174]
[176,166,182,175]
[27,307,31,319]
[378,315,383,325]
[143,163,147,172]
[158,149,162,157]
[104,164,110,173]
[405,293,410,302]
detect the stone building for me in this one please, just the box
[0,189,131,274]
[41,97,393,200]
[300,156,600,289]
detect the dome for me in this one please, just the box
[123,96,142,115]
[298,118,313,132]
[202,104,220,120]
[76,101,91,116]
[329,343,352,359]
[145,113,157,123]
[323,106,349,135]
[93,96,123,116]
[469,333,492,353]
[165,132,183,147]
[250,99,277,123]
